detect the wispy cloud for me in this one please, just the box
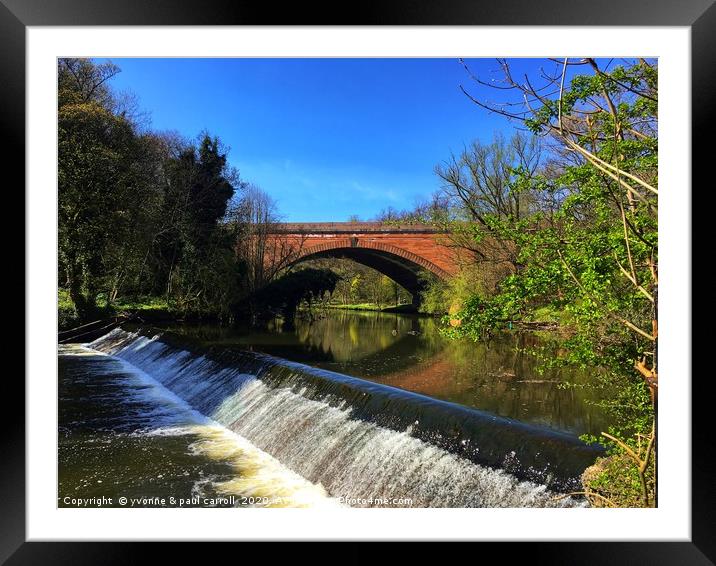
[346,181,401,203]
[233,158,432,220]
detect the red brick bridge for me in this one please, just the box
[265,222,458,301]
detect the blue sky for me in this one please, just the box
[103,58,566,222]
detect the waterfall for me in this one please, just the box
[59,344,339,508]
[88,327,597,507]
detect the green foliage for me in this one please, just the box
[447,59,659,501]
[327,303,384,311]
[528,305,570,324]
[581,451,656,508]
[158,135,240,319]
[304,258,412,308]
[417,277,450,314]
[58,58,243,325]
[418,264,490,315]
[58,289,80,330]
[58,95,144,318]
[110,295,170,313]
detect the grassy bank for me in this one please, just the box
[58,289,174,331]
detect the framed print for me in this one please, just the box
[6,0,711,563]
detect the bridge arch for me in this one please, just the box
[289,238,449,303]
[293,238,450,279]
[262,222,457,305]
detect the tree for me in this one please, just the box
[58,58,120,108]
[296,257,412,309]
[460,58,657,396]
[433,131,546,281]
[374,193,452,225]
[101,132,167,304]
[231,183,302,295]
[58,59,145,318]
[436,132,542,224]
[188,135,236,250]
[161,134,239,316]
[451,58,658,505]
[58,59,246,324]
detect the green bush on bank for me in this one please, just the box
[58,288,80,330]
[327,303,383,311]
[418,264,490,315]
[58,288,172,331]
[110,295,170,313]
[581,452,656,508]
[325,303,414,312]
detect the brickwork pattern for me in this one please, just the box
[265,223,458,278]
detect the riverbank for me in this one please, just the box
[323,302,420,314]
[59,290,173,330]
[58,289,234,332]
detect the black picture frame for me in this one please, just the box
[6,0,710,563]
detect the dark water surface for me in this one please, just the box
[158,310,613,437]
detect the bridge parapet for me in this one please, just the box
[267,222,443,234]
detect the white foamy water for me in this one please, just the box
[60,344,340,508]
[84,329,587,508]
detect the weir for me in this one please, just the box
[89,327,602,507]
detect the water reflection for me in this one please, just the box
[161,310,612,437]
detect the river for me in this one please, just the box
[58,310,611,508]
